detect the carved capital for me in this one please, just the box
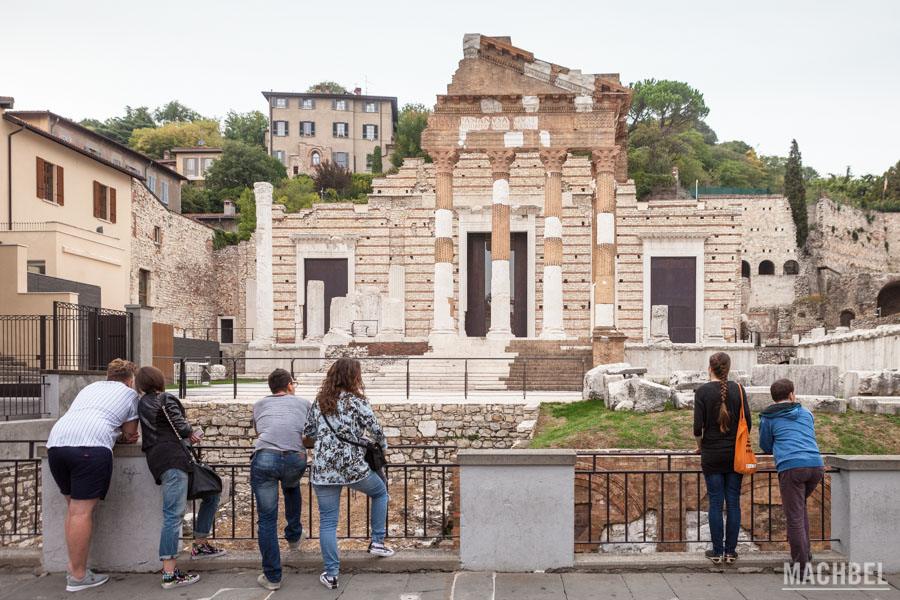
[430,149,460,174]
[485,149,517,180]
[590,147,620,176]
[538,149,568,173]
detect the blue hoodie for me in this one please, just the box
[758,402,824,472]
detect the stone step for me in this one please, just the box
[848,396,900,415]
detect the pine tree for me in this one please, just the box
[784,139,808,247]
[371,146,383,174]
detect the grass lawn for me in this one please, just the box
[530,400,900,454]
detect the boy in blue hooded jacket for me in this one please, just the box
[759,379,824,573]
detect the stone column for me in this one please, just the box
[590,148,624,365]
[305,280,325,341]
[591,148,619,331]
[539,149,568,339]
[486,150,516,340]
[251,182,274,347]
[429,149,459,340]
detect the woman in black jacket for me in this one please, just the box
[136,366,225,590]
[693,352,750,565]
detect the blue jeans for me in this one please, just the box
[314,471,388,577]
[704,471,743,554]
[159,468,220,560]
[251,450,307,583]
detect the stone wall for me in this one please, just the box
[185,400,539,453]
[615,198,743,342]
[0,461,39,547]
[809,197,900,274]
[797,324,900,371]
[130,181,219,333]
[213,238,256,342]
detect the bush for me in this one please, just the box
[312,161,351,197]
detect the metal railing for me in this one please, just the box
[181,328,254,344]
[0,442,457,546]
[574,451,836,549]
[165,354,589,400]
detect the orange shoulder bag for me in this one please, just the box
[733,384,757,475]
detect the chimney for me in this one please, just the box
[163,150,171,159]
[353,87,362,95]
[223,199,235,216]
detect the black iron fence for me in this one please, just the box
[0,442,457,546]
[165,355,589,400]
[574,451,836,550]
[0,302,131,419]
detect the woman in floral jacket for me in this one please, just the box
[303,358,393,590]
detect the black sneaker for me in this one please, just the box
[191,542,227,560]
[161,569,200,589]
[705,549,724,564]
[725,552,738,564]
[319,571,338,590]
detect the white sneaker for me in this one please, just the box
[368,542,395,557]
[319,571,338,589]
[257,573,281,590]
[65,570,109,592]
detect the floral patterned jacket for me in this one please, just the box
[303,391,387,485]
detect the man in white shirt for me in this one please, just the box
[45,359,139,593]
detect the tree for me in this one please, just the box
[204,141,286,192]
[224,110,268,148]
[390,103,431,168]
[181,185,213,213]
[628,79,709,134]
[129,119,223,158]
[273,175,319,212]
[370,145,383,174]
[153,100,203,124]
[312,160,352,197]
[80,106,156,145]
[784,139,809,247]
[307,81,348,94]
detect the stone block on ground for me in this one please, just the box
[798,396,846,414]
[848,396,900,415]
[209,364,227,380]
[842,370,900,398]
[751,364,840,396]
[606,378,672,412]
[674,391,695,409]
[583,362,632,400]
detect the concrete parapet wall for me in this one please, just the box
[40,444,163,573]
[750,364,840,397]
[797,325,900,371]
[826,455,900,573]
[459,449,575,571]
[43,371,105,417]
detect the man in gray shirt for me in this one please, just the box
[251,369,312,591]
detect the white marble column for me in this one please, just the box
[251,181,274,347]
[429,149,459,340]
[486,150,516,340]
[539,149,568,339]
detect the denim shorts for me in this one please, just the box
[47,446,113,500]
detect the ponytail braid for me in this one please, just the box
[709,352,732,433]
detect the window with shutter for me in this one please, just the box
[93,181,102,218]
[56,166,64,205]
[109,187,116,223]
[36,157,46,199]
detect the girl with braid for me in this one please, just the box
[692,352,751,564]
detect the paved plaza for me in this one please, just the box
[1,570,898,600]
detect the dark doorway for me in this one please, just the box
[877,281,900,318]
[220,318,234,343]
[759,260,775,275]
[650,257,697,343]
[465,232,528,337]
[839,310,855,328]
[304,258,348,337]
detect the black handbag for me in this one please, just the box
[161,399,223,500]
[320,405,387,475]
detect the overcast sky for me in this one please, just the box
[2,0,897,176]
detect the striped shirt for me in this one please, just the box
[46,381,139,450]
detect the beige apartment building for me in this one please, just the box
[171,146,223,182]
[4,110,185,213]
[263,91,397,175]
[1,102,136,311]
